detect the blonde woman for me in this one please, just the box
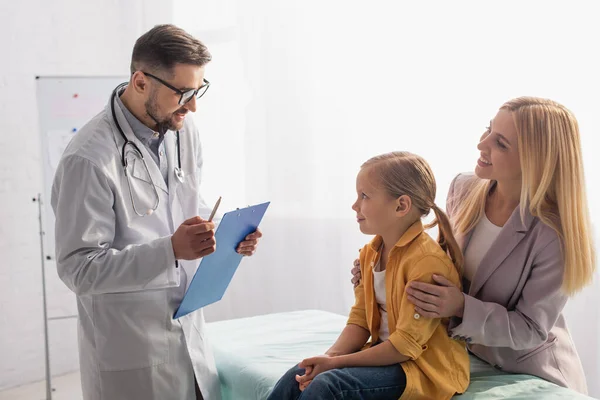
[351,97,595,393]
[269,152,469,400]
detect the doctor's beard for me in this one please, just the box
[144,93,186,134]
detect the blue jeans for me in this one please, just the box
[267,363,406,400]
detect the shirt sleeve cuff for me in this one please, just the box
[347,315,369,332]
[448,294,477,338]
[160,235,180,286]
[388,330,426,360]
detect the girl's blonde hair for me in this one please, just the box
[363,152,463,276]
[451,96,596,295]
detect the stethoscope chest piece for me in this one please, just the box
[174,167,185,183]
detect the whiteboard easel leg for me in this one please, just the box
[33,194,52,400]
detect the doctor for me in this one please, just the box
[51,24,261,400]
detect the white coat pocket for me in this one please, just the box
[93,290,169,371]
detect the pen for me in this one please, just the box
[208,196,222,222]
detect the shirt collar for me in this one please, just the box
[368,219,425,252]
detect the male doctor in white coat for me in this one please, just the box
[51,24,262,400]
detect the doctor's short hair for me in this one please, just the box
[130,24,212,75]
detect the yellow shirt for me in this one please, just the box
[347,220,470,400]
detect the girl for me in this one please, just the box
[268,152,470,400]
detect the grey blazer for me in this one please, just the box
[447,173,587,394]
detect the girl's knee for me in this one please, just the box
[268,364,305,399]
[278,363,305,382]
[289,364,305,376]
[303,371,339,394]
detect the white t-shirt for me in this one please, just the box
[373,257,390,341]
[463,212,503,282]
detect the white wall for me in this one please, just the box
[0,0,173,390]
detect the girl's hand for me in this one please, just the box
[295,355,337,385]
[406,274,465,318]
[298,365,313,391]
[298,379,312,391]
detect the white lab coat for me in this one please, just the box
[51,92,221,400]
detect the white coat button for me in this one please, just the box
[414,313,421,320]
[159,151,164,157]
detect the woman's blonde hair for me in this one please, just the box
[451,96,596,295]
[363,152,463,276]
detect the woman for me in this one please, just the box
[351,97,595,393]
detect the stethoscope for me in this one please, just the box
[111,83,185,216]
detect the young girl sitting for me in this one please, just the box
[268,152,470,400]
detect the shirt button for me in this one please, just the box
[159,151,164,157]
[413,313,421,320]
[153,132,159,138]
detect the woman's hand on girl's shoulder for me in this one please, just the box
[406,274,465,319]
[351,257,361,287]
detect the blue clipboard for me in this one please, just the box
[174,201,270,319]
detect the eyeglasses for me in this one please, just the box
[142,71,210,105]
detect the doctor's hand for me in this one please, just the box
[171,216,216,260]
[236,228,262,256]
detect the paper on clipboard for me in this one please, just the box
[174,201,270,319]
